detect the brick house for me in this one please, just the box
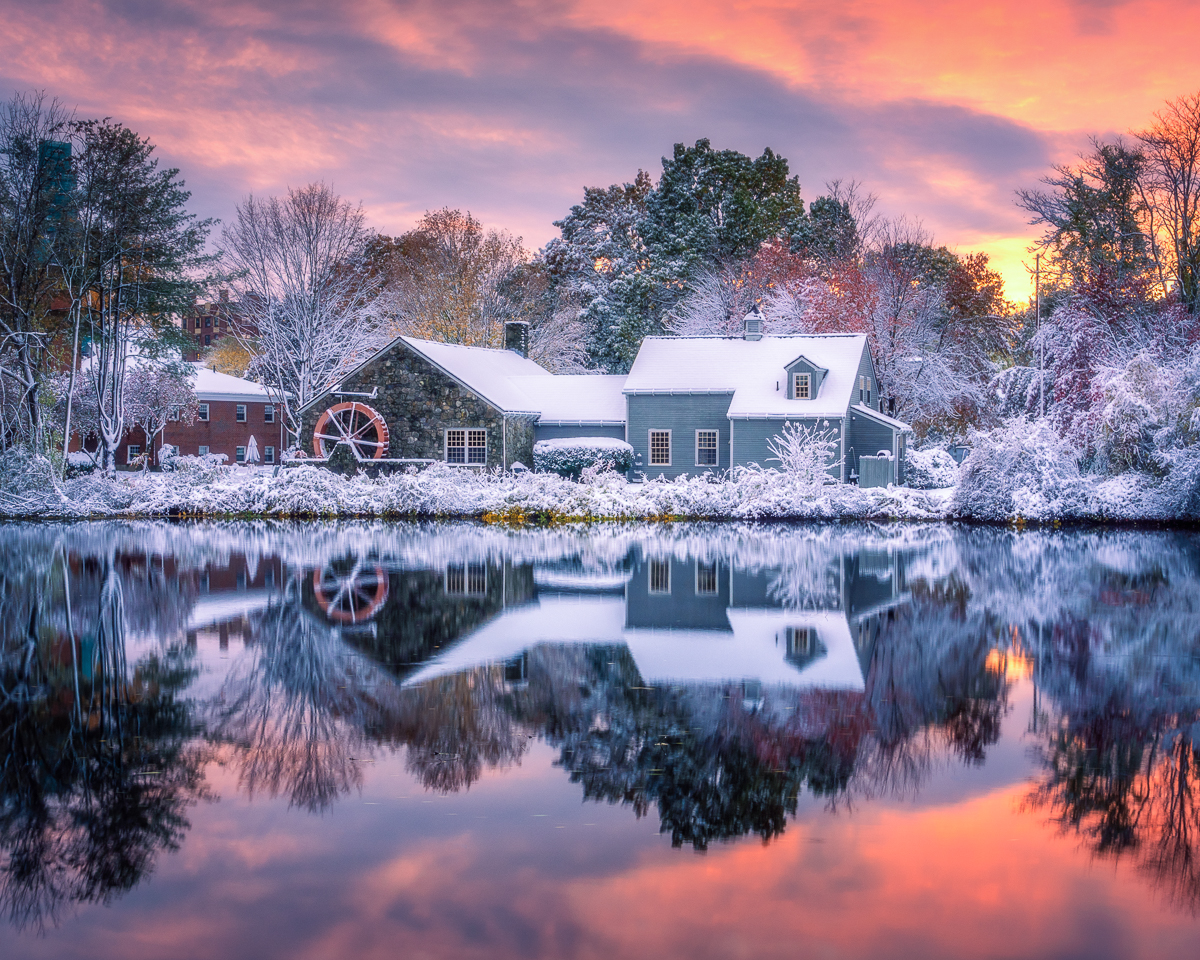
[76,364,287,468]
[180,292,252,362]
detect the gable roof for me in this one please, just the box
[624,334,868,420]
[399,337,550,414]
[509,374,627,424]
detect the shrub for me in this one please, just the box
[765,421,841,497]
[905,447,959,489]
[534,437,634,479]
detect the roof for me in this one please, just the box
[623,334,872,420]
[190,364,275,403]
[510,374,627,424]
[399,337,551,414]
[850,403,913,432]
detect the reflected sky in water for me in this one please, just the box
[2,521,1200,959]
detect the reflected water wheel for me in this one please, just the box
[312,558,389,624]
[313,401,389,459]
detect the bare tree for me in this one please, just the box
[223,182,383,445]
[1136,92,1200,312]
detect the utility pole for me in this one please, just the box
[1035,252,1044,419]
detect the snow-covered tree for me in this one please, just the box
[765,420,841,494]
[223,182,384,444]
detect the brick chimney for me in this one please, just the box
[504,321,530,357]
[743,304,764,341]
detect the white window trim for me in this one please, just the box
[236,404,246,422]
[695,560,718,596]
[648,558,671,594]
[198,445,209,456]
[264,446,275,464]
[793,372,811,400]
[197,402,209,422]
[264,404,275,423]
[445,562,487,596]
[648,429,671,467]
[694,429,718,467]
[235,445,246,463]
[126,444,141,465]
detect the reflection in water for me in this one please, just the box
[2,522,1200,933]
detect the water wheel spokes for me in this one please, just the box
[312,558,389,624]
[313,401,390,459]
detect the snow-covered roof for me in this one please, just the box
[190,364,276,403]
[850,403,913,432]
[510,375,627,424]
[400,337,550,414]
[624,334,870,420]
[401,596,864,691]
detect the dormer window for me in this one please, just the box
[793,373,811,399]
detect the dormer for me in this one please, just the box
[784,354,827,400]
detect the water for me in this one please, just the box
[2,520,1199,959]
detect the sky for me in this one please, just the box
[4,0,1200,300]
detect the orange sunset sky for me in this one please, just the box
[5,0,1200,299]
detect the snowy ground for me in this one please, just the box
[2,450,1195,524]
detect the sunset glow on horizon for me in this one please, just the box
[4,0,1197,300]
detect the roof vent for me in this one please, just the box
[743,305,764,341]
[504,320,529,358]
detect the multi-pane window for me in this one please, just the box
[695,561,718,595]
[204,335,211,346]
[264,445,275,464]
[445,562,487,596]
[264,404,275,423]
[205,317,212,328]
[648,558,671,594]
[695,430,718,466]
[785,626,819,658]
[198,445,209,456]
[168,404,181,421]
[126,444,141,464]
[198,403,209,421]
[236,404,246,422]
[859,376,872,404]
[793,373,811,399]
[445,429,488,465]
[649,430,671,466]
[235,446,246,463]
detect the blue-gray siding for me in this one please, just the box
[534,423,625,443]
[730,417,845,479]
[626,393,733,479]
[846,410,894,477]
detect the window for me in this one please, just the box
[695,561,718,596]
[205,317,211,327]
[648,558,671,594]
[236,404,246,422]
[204,334,211,346]
[445,562,487,596]
[649,430,671,466]
[264,567,275,588]
[198,403,209,421]
[236,445,246,463]
[859,376,872,404]
[264,445,275,464]
[126,444,141,464]
[793,372,811,399]
[168,404,181,421]
[446,429,487,465]
[236,570,247,591]
[264,404,275,424]
[198,445,209,456]
[695,430,718,466]
[786,626,819,659]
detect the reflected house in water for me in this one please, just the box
[399,542,912,696]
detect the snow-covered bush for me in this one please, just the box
[951,419,1086,521]
[765,421,841,497]
[534,438,633,479]
[905,447,959,489]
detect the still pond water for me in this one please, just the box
[2,520,1200,959]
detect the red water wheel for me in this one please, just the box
[313,401,389,459]
[312,558,390,624]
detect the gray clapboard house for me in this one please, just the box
[623,310,910,482]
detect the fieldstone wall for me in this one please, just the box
[299,340,536,470]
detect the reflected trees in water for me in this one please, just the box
[0,543,206,932]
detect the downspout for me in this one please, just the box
[502,413,507,470]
